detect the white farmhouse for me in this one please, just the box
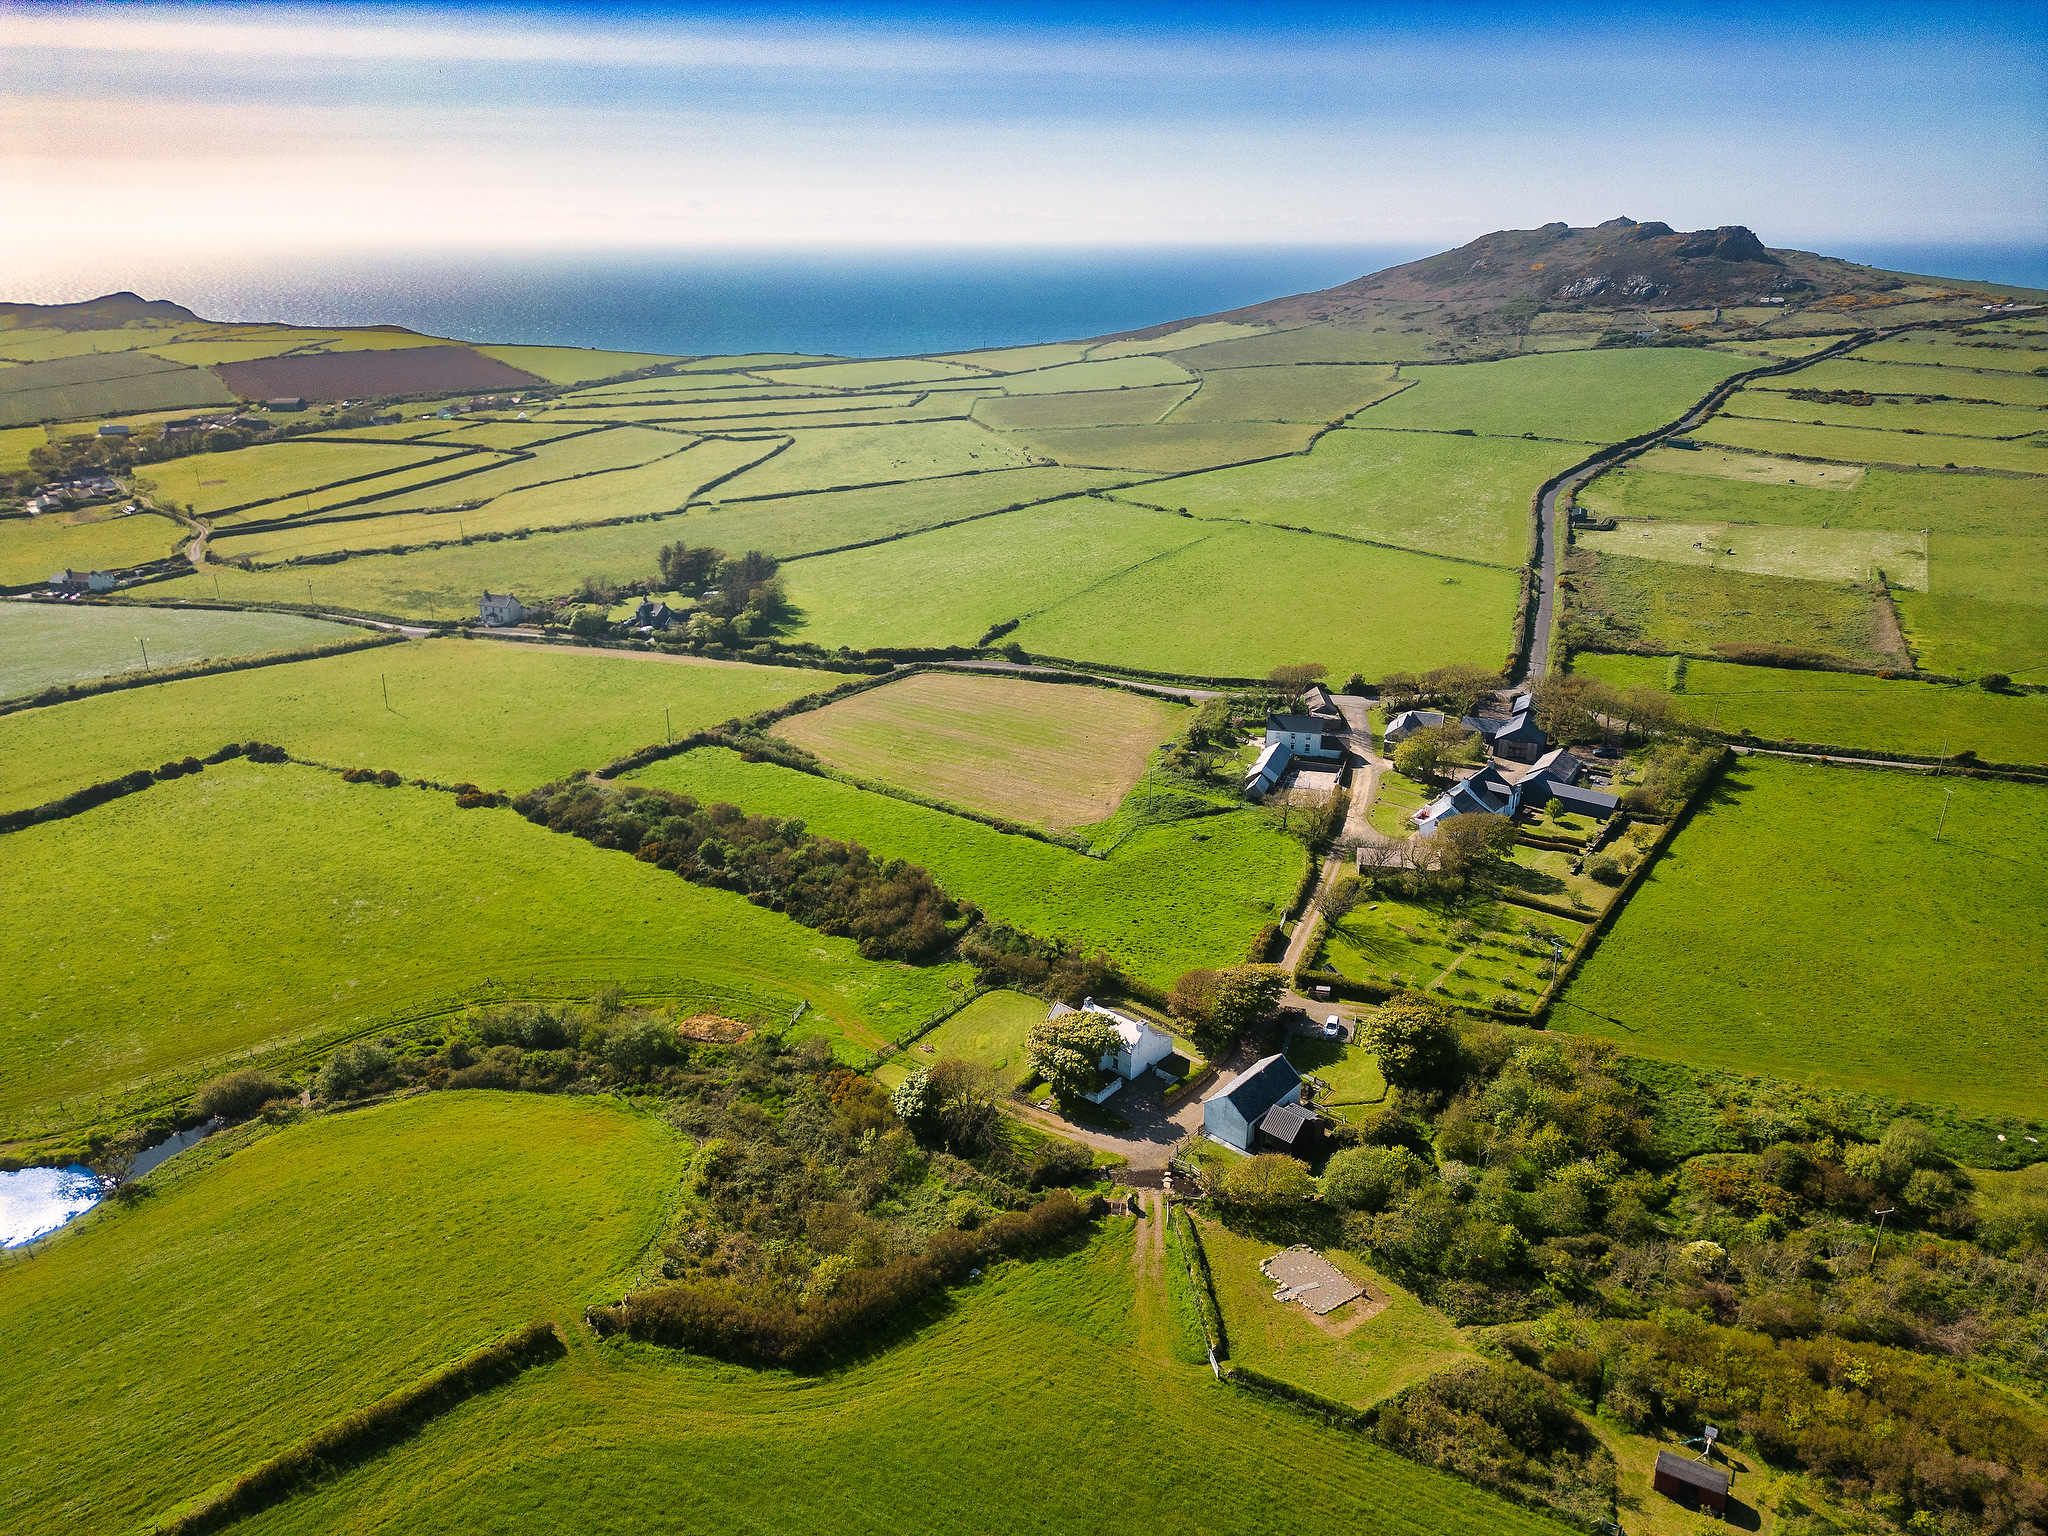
[1047,998,1176,1103]
[478,591,525,627]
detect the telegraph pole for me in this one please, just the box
[1934,789,1953,840]
[137,637,150,670]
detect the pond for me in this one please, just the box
[0,1118,223,1247]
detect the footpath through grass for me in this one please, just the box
[0,637,838,815]
[1556,756,2048,1117]
[2,760,968,1122]
[630,747,1309,988]
[0,1092,687,1536]
[221,1221,1568,1536]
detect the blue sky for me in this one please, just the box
[2,1,2041,255]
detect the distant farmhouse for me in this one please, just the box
[49,569,116,593]
[1046,998,1177,1104]
[1384,708,1445,743]
[477,591,525,626]
[624,598,674,632]
[1203,1051,1330,1156]
[1413,746,1618,836]
[1462,691,1548,763]
[1245,682,1348,800]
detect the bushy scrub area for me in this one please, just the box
[2,759,969,1126]
[1556,758,2047,1116]
[0,1092,685,1536]
[628,747,1308,988]
[0,638,837,816]
[0,601,353,699]
[1570,652,2048,762]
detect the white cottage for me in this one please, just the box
[478,591,526,627]
[1049,999,1176,1103]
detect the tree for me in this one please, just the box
[1393,734,1440,780]
[316,1040,393,1101]
[1169,965,1286,1055]
[1026,1011,1115,1103]
[926,1057,1002,1153]
[1423,663,1500,720]
[196,1067,293,1121]
[1980,672,2012,693]
[1360,993,1462,1091]
[891,1069,938,1136]
[1433,812,1517,881]
[1217,1153,1317,1212]
[1319,873,1365,922]
[1617,686,1676,743]
[568,606,610,638]
[1544,797,1565,821]
[1322,1145,1423,1212]
[1268,662,1328,707]
[1532,674,1612,743]
[657,542,722,590]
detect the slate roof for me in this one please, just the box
[1267,713,1337,734]
[1208,1052,1301,1121]
[1257,1102,1324,1148]
[1654,1451,1730,1498]
[1529,747,1581,784]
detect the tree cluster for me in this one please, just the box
[657,543,787,641]
[1167,964,1286,1057]
[1380,664,1504,720]
[513,779,955,960]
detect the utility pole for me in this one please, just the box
[1870,1207,1896,1265]
[382,672,390,711]
[1934,788,1953,840]
[137,637,150,670]
[1935,737,1948,778]
[665,706,671,744]
[212,571,221,599]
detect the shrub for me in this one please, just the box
[1587,852,1625,885]
[244,741,288,764]
[1026,1141,1094,1188]
[316,1040,394,1101]
[1359,993,1462,1091]
[195,1067,293,1121]
[1215,1153,1317,1213]
[1322,1145,1423,1212]
[1980,671,2012,692]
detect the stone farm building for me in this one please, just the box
[1244,682,1348,799]
[49,569,116,593]
[1412,748,1618,837]
[1202,1051,1328,1152]
[1046,999,1176,1104]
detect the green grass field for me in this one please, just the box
[1087,320,1269,358]
[1850,332,2048,373]
[0,602,355,699]
[1111,428,1576,566]
[0,1093,686,1535]
[990,356,1195,395]
[3,759,968,1117]
[1171,364,1405,423]
[1570,549,1900,666]
[1731,388,2047,439]
[0,638,836,816]
[1781,358,2048,408]
[713,420,1032,496]
[1001,420,1319,473]
[1580,458,2042,537]
[881,989,1048,1087]
[1578,520,1928,589]
[628,748,1308,988]
[1193,1214,1470,1409]
[211,1218,1558,1536]
[0,507,185,585]
[972,383,1193,430]
[1319,895,1583,1005]
[1893,589,2048,683]
[1555,757,2048,1117]
[755,358,986,389]
[1932,532,2048,606]
[136,440,474,517]
[1360,350,1751,442]
[1009,521,1522,680]
[0,351,235,427]
[1696,415,2048,474]
[473,344,682,383]
[0,424,47,472]
[775,671,1188,829]
[1570,653,2048,761]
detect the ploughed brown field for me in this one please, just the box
[772,670,1188,828]
[213,345,545,402]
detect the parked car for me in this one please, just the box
[1324,1014,1343,1038]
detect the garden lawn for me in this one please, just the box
[1369,771,1429,837]
[217,1222,1563,1536]
[0,507,184,585]
[878,990,1048,1089]
[1011,522,1521,680]
[1571,654,2048,762]
[2,760,968,1120]
[1555,757,2048,1117]
[1192,1212,1471,1409]
[0,638,837,817]
[775,671,1188,828]
[0,602,354,699]
[1361,349,1750,442]
[629,748,1309,988]
[0,1092,686,1536]
[1286,1034,1387,1104]
[1113,428,1575,566]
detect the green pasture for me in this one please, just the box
[474,344,682,384]
[1555,757,2048,1117]
[556,392,922,425]
[1009,522,1522,680]
[1708,335,1847,360]
[991,356,1194,395]
[1571,550,1899,666]
[934,340,1093,372]
[1170,326,1408,368]
[1578,520,1928,589]
[629,748,1309,988]
[1087,321,1269,358]
[1123,430,1590,565]
[1781,358,2048,408]
[1571,653,2048,761]
[714,420,1031,496]
[208,438,777,563]
[0,1093,685,1535]
[1696,415,2048,474]
[1731,387,2047,439]
[138,439,480,518]
[0,424,45,472]
[1171,364,1406,423]
[1318,894,1582,1006]
[0,602,353,699]
[218,1223,1559,1536]
[879,989,1048,1089]
[0,508,184,586]
[0,351,234,428]
[999,420,1318,473]
[973,383,1193,430]
[307,424,693,515]
[3,759,967,1118]
[1851,331,2048,373]
[1194,1215,1469,1410]
[0,637,836,816]
[1580,458,2042,537]
[1932,533,2048,606]
[781,497,1207,653]
[1894,590,2048,683]
[1363,349,1749,442]
[755,358,985,389]
[0,325,182,363]
[648,398,992,433]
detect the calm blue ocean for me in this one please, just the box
[4,243,2039,360]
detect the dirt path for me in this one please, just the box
[1127,1188,1172,1363]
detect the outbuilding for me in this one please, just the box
[1652,1451,1729,1515]
[1203,1052,1303,1152]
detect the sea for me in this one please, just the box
[1,242,2040,360]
